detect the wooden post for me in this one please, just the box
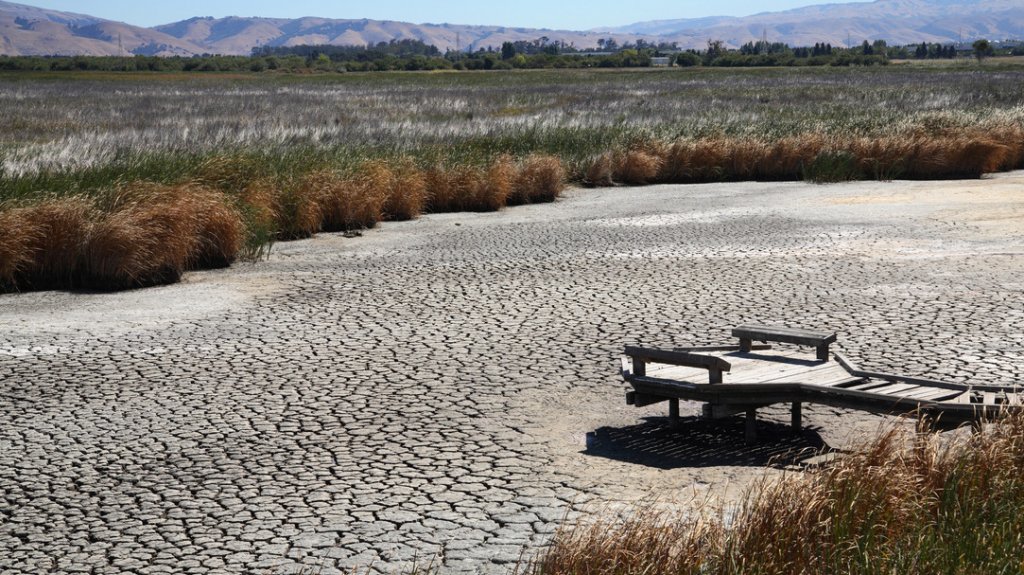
[745,408,757,443]
[669,399,680,426]
[791,401,802,431]
[816,344,830,361]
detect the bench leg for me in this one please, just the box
[791,401,802,432]
[669,399,680,426]
[745,408,757,444]
[739,337,752,353]
[816,344,830,361]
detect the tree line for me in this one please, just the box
[0,37,1017,73]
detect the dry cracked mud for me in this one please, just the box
[2,174,1023,574]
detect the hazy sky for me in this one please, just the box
[20,0,864,29]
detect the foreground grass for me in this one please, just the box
[2,66,1024,292]
[528,415,1024,575]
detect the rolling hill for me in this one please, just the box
[0,0,1021,57]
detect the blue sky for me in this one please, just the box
[21,1,863,29]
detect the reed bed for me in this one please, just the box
[527,414,1024,575]
[0,155,566,291]
[588,125,1024,186]
[3,66,1024,292]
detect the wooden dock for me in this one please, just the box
[622,325,1023,442]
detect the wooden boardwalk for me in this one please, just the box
[623,325,1023,442]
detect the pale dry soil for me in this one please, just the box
[2,173,1022,574]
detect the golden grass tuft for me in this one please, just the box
[383,158,428,221]
[18,197,96,290]
[511,155,566,204]
[614,149,663,185]
[426,163,507,213]
[276,175,326,239]
[0,206,42,291]
[583,153,615,187]
[78,183,243,291]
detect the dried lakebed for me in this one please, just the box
[2,174,1023,574]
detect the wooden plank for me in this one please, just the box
[624,346,732,371]
[860,383,923,396]
[907,389,965,402]
[799,372,866,387]
[759,363,851,385]
[733,324,837,346]
[646,363,714,383]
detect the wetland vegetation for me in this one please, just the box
[2,64,1023,291]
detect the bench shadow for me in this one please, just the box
[584,416,832,469]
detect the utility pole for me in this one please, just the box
[762,27,768,54]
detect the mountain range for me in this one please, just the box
[1,0,1022,57]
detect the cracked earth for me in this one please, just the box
[2,174,1023,574]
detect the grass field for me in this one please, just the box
[2,64,1024,291]
[528,415,1024,575]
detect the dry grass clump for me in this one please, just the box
[583,153,615,187]
[614,126,1021,186]
[303,168,386,233]
[614,149,663,185]
[0,206,43,291]
[0,197,95,291]
[529,414,1024,575]
[275,175,325,240]
[0,183,244,292]
[510,155,566,205]
[79,183,244,290]
[384,158,428,221]
[426,160,509,213]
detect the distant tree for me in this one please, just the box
[973,39,992,63]
[501,42,516,60]
[705,39,726,63]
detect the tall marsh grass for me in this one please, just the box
[529,415,1024,575]
[0,155,567,291]
[3,67,1024,291]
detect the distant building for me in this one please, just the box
[650,57,671,67]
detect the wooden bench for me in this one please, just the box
[732,324,836,361]
[624,346,732,424]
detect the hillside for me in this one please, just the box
[602,0,1024,48]
[0,0,1022,57]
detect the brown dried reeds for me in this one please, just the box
[583,152,615,187]
[275,175,325,240]
[426,163,505,213]
[383,158,428,221]
[614,149,663,185]
[79,184,244,290]
[0,206,41,291]
[529,414,1024,575]
[0,197,95,291]
[307,168,387,233]
[510,155,566,204]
